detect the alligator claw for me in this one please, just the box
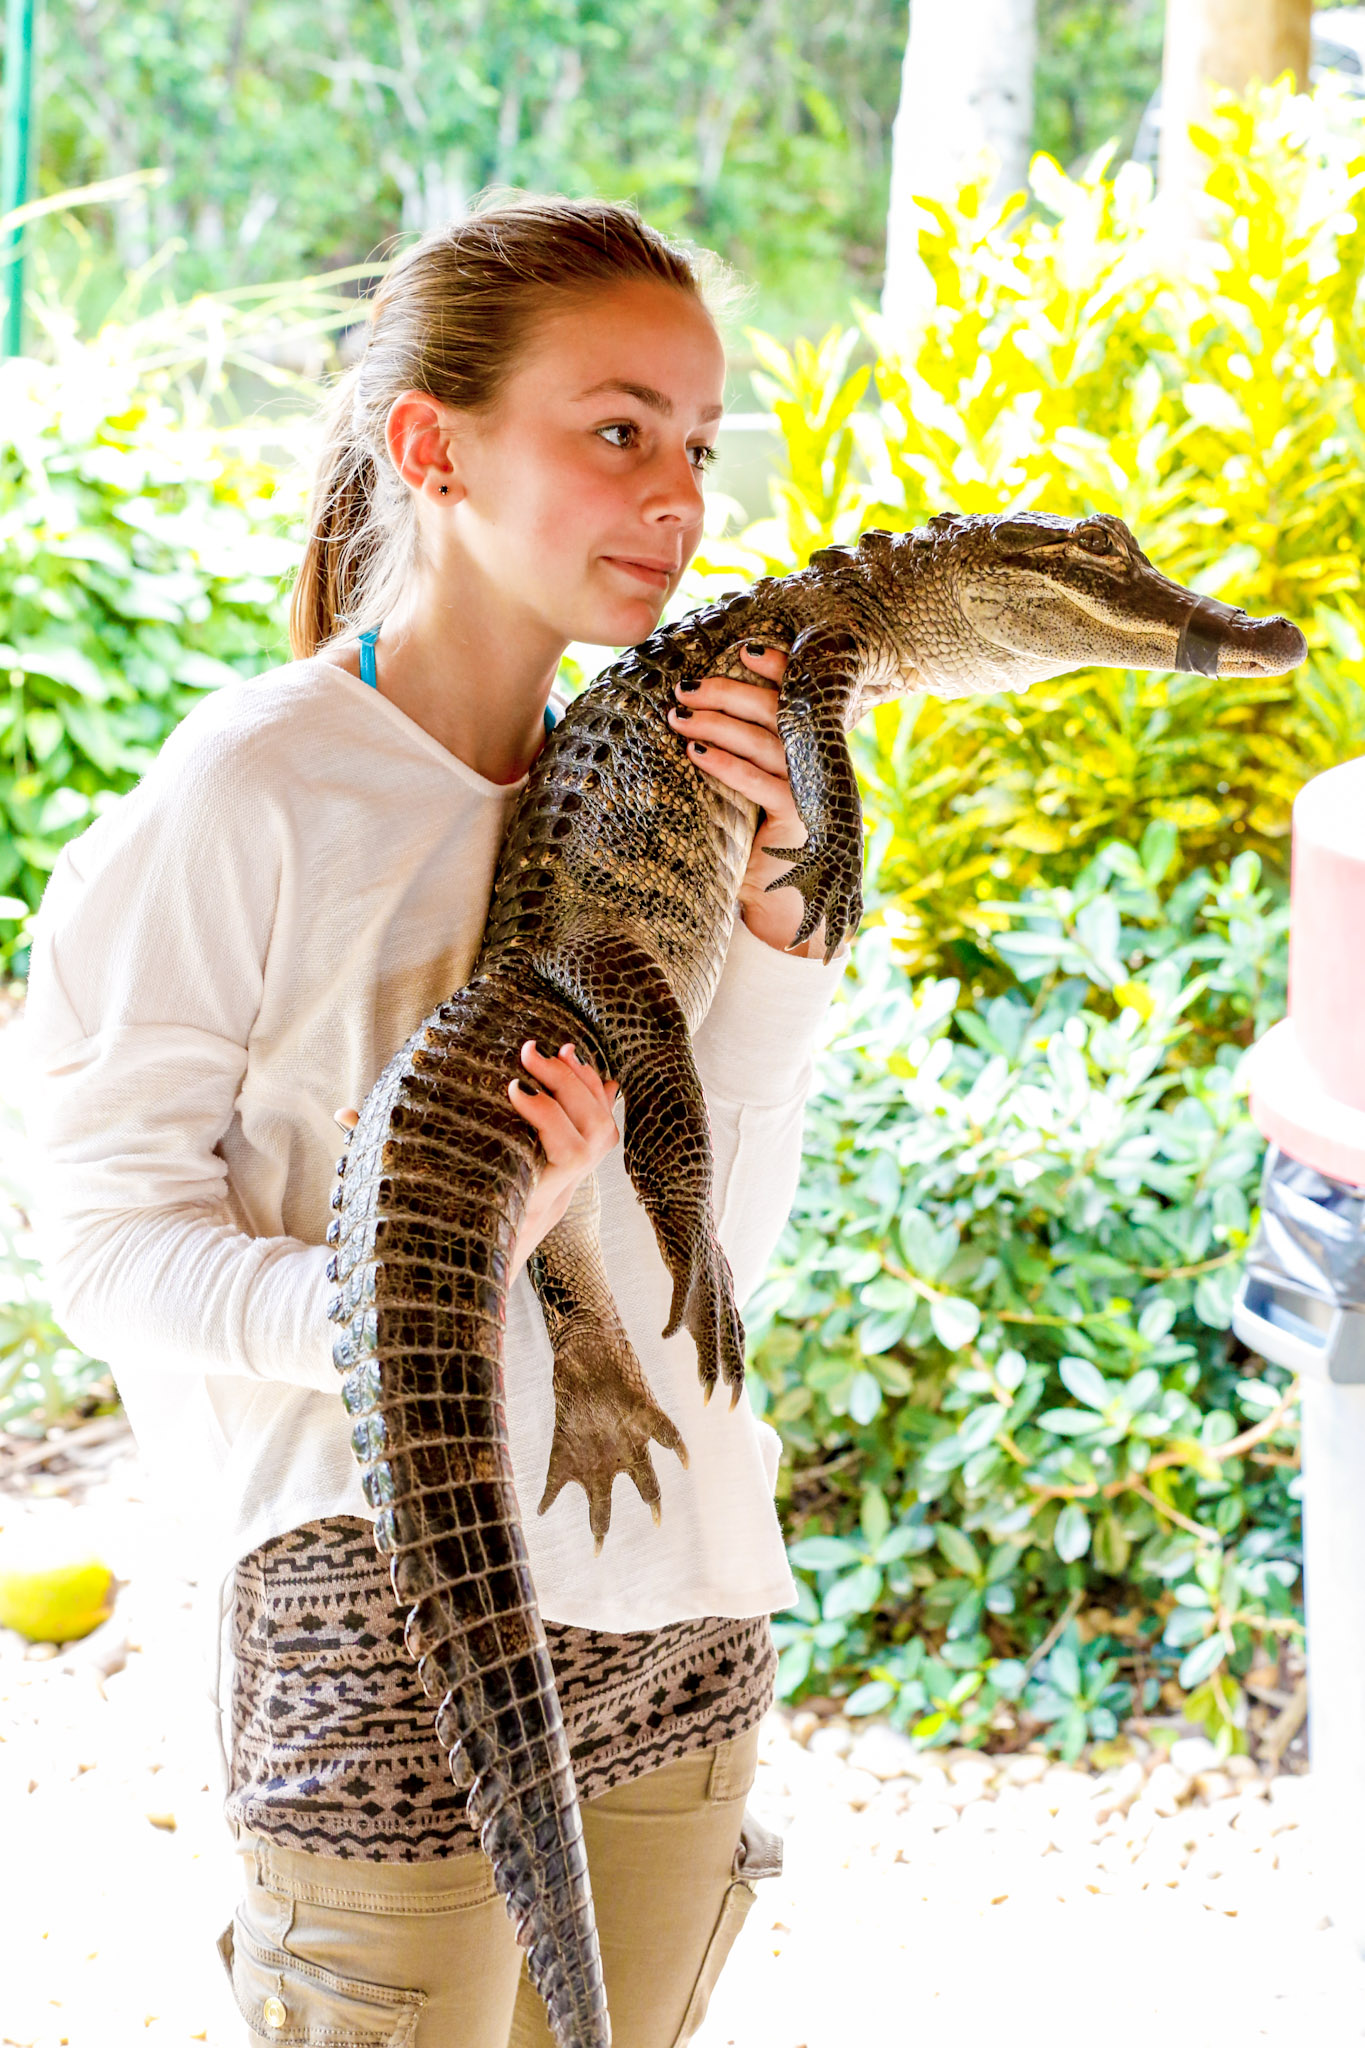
[662,1227,746,1406]
[764,835,863,962]
[537,1324,688,1550]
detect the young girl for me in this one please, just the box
[26,198,849,2047]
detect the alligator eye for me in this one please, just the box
[1077,527,1116,556]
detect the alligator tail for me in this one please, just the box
[326,973,611,2048]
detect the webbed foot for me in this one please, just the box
[537,1321,689,1552]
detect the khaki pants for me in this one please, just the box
[218,1724,779,2048]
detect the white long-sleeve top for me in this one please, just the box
[23,657,848,1639]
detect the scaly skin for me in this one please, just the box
[328,512,1306,2046]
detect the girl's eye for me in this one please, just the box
[596,422,716,473]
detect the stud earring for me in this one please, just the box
[439,485,448,495]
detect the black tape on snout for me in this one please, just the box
[1175,595,1242,677]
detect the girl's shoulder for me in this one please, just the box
[157,655,365,779]
[42,660,362,909]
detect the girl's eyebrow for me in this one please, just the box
[576,377,724,424]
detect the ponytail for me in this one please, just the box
[289,373,383,659]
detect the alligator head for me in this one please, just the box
[864,510,1307,700]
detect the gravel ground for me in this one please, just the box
[4,1436,1365,2048]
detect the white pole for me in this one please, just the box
[1159,0,1312,226]
[1300,1377,1365,1950]
[883,0,1036,328]
[1240,756,1365,1950]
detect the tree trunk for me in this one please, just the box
[1159,0,1312,212]
[883,0,1037,325]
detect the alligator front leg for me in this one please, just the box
[763,621,865,962]
[531,931,746,1407]
[529,1171,689,1552]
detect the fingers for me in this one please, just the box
[674,734,797,817]
[737,641,788,684]
[675,643,788,731]
[508,1039,620,1162]
[668,696,787,770]
[668,644,796,806]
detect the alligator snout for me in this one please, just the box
[1223,611,1308,677]
[1170,598,1309,684]
[1175,596,1307,679]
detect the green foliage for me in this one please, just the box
[0,350,303,972]
[1034,0,1163,171]
[27,0,908,340]
[695,91,1365,975]
[0,1106,113,1435]
[19,0,1223,345]
[752,834,1301,1755]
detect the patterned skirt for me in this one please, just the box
[224,1517,776,1862]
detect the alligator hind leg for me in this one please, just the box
[531,928,746,1406]
[529,1172,688,1551]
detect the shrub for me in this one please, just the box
[747,830,1301,1754]
[0,1136,112,1437]
[0,351,305,975]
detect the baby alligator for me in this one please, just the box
[327,511,1305,2044]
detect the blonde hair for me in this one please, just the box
[289,195,728,660]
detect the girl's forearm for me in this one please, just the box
[737,886,821,959]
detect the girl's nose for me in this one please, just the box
[643,445,706,525]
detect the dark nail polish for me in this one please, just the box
[691,741,708,754]
[677,677,700,693]
[534,1039,559,1060]
[745,640,767,656]
[513,1078,541,1095]
[674,703,692,719]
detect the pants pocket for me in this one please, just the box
[732,1807,783,1883]
[218,1912,425,2047]
[672,1878,757,2047]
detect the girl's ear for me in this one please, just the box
[386,390,464,502]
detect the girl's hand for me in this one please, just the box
[665,643,816,955]
[334,1040,620,1289]
[506,1040,620,1283]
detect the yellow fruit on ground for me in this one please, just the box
[0,1554,115,1644]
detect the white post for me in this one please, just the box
[1240,756,1365,1950]
[1300,1379,1365,1950]
[1159,0,1312,224]
[883,0,1036,328]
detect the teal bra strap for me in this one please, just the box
[359,623,556,735]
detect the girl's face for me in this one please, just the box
[443,278,727,648]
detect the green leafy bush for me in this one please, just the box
[0,351,304,973]
[748,830,1301,1754]
[695,89,1365,974]
[0,1137,112,1437]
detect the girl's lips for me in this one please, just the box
[603,556,674,591]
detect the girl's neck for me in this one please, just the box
[361,561,565,786]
